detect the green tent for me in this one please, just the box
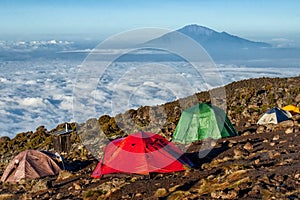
[172,103,238,143]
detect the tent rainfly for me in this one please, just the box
[257,107,292,125]
[282,105,300,115]
[172,103,238,144]
[91,132,193,178]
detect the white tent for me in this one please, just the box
[257,107,292,125]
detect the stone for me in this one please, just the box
[210,140,217,147]
[0,194,16,200]
[167,191,185,200]
[43,193,50,199]
[295,94,300,102]
[229,140,237,144]
[91,179,98,183]
[31,179,49,193]
[81,155,88,160]
[249,184,260,195]
[168,185,181,192]
[135,193,142,198]
[248,104,259,110]
[0,136,10,143]
[130,177,138,182]
[154,188,167,197]
[259,175,271,184]
[279,140,287,144]
[84,179,90,185]
[56,193,63,200]
[285,128,293,134]
[234,149,243,158]
[74,183,81,190]
[292,114,300,121]
[228,142,234,148]
[244,131,252,136]
[269,151,280,159]
[273,175,284,183]
[279,120,294,128]
[56,170,73,181]
[18,179,26,185]
[111,178,126,188]
[244,122,251,128]
[243,142,253,151]
[184,170,191,176]
[256,126,265,134]
[207,175,215,180]
[265,124,274,131]
[272,135,280,141]
[201,163,210,169]
[211,190,237,199]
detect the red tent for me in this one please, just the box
[91,132,193,178]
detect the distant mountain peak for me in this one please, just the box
[167,24,271,48]
[178,24,216,36]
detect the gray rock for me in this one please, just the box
[31,179,49,193]
[243,142,253,151]
[285,128,294,134]
[279,120,294,128]
[56,193,63,200]
[295,94,300,102]
[256,126,265,134]
[154,188,167,197]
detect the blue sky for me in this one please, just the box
[1,0,300,45]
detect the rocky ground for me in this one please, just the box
[0,76,300,199]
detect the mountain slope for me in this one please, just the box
[1,76,300,199]
[177,24,270,49]
[145,24,272,61]
[147,24,270,50]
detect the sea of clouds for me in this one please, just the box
[1,41,300,138]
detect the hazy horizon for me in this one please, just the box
[1,0,300,47]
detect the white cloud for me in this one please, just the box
[0,77,10,83]
[58,96,73,110]
[271,38,291,42]
[19,97,44,107]
[271,38,295,48]
[48,40,57,44]
[25,80,36,85]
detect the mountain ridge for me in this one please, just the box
[144,24,272,61]
[148,24,271,49]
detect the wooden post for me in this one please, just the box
[52,123,72,153]
[52,133,71,153]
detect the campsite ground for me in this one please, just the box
[0,76,300,199]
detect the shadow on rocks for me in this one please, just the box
[184,141,230,169]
